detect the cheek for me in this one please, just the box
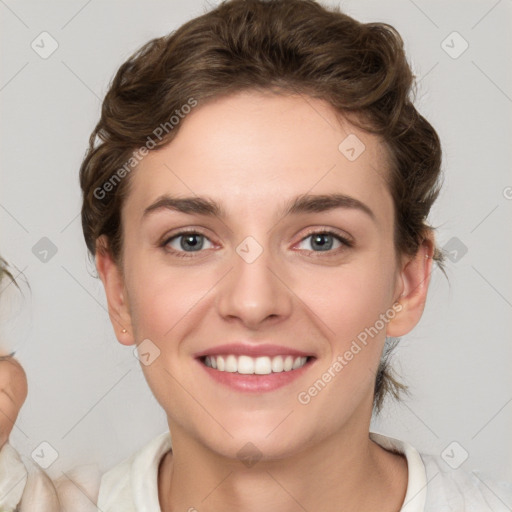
[296,252,397,399]
[126,255,216,342]
[294,262,397,415]
[124,262,212,406]
[298,257,396,344]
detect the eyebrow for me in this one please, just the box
[142,193,375,222]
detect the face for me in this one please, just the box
[98,91,432,461]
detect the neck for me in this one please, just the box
[158,422,407,512]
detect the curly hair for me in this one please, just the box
[79,0,445,412]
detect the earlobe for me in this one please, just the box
[387,236,435,338]
[95,237,135,346]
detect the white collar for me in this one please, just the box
[370,432,427,511]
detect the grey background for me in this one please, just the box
[1,0,511,486]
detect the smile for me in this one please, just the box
[202,354,310,375]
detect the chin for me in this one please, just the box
[203,415,315,462]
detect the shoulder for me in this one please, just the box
[1,432,172,512]
[97,431,172,512]
[420,453,512,512]
[0,442,28,510]
[370,432,512,511]
[0,442,102,512]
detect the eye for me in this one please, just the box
[162,231,214,255]
[160,228,352,258]
[295,230,352,253]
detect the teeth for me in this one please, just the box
[238,355,255,374]
[254,356,271,375]
[203,354,308,374]
[225,355,237,373]
[292,356,303,369]
[271,356,284,373]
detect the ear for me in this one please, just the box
[95,236,135,346]
[386,232,435,338]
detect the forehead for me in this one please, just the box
[124,91,393,227]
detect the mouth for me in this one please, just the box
[199,354,313,375]
[196,353,316,393]
[200,354,314,375]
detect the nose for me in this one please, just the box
[216,240,293,330]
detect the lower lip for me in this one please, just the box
[196,357,315,393]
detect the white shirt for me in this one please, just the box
[1,432,511,511]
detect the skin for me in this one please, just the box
[0,356,28,449]
[0,90,435,510]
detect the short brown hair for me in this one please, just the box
[80,0,445,412]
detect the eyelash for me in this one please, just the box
[160,228,353,259]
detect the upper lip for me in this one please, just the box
[194,343,315,359]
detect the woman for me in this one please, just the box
[1,0,511,510]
